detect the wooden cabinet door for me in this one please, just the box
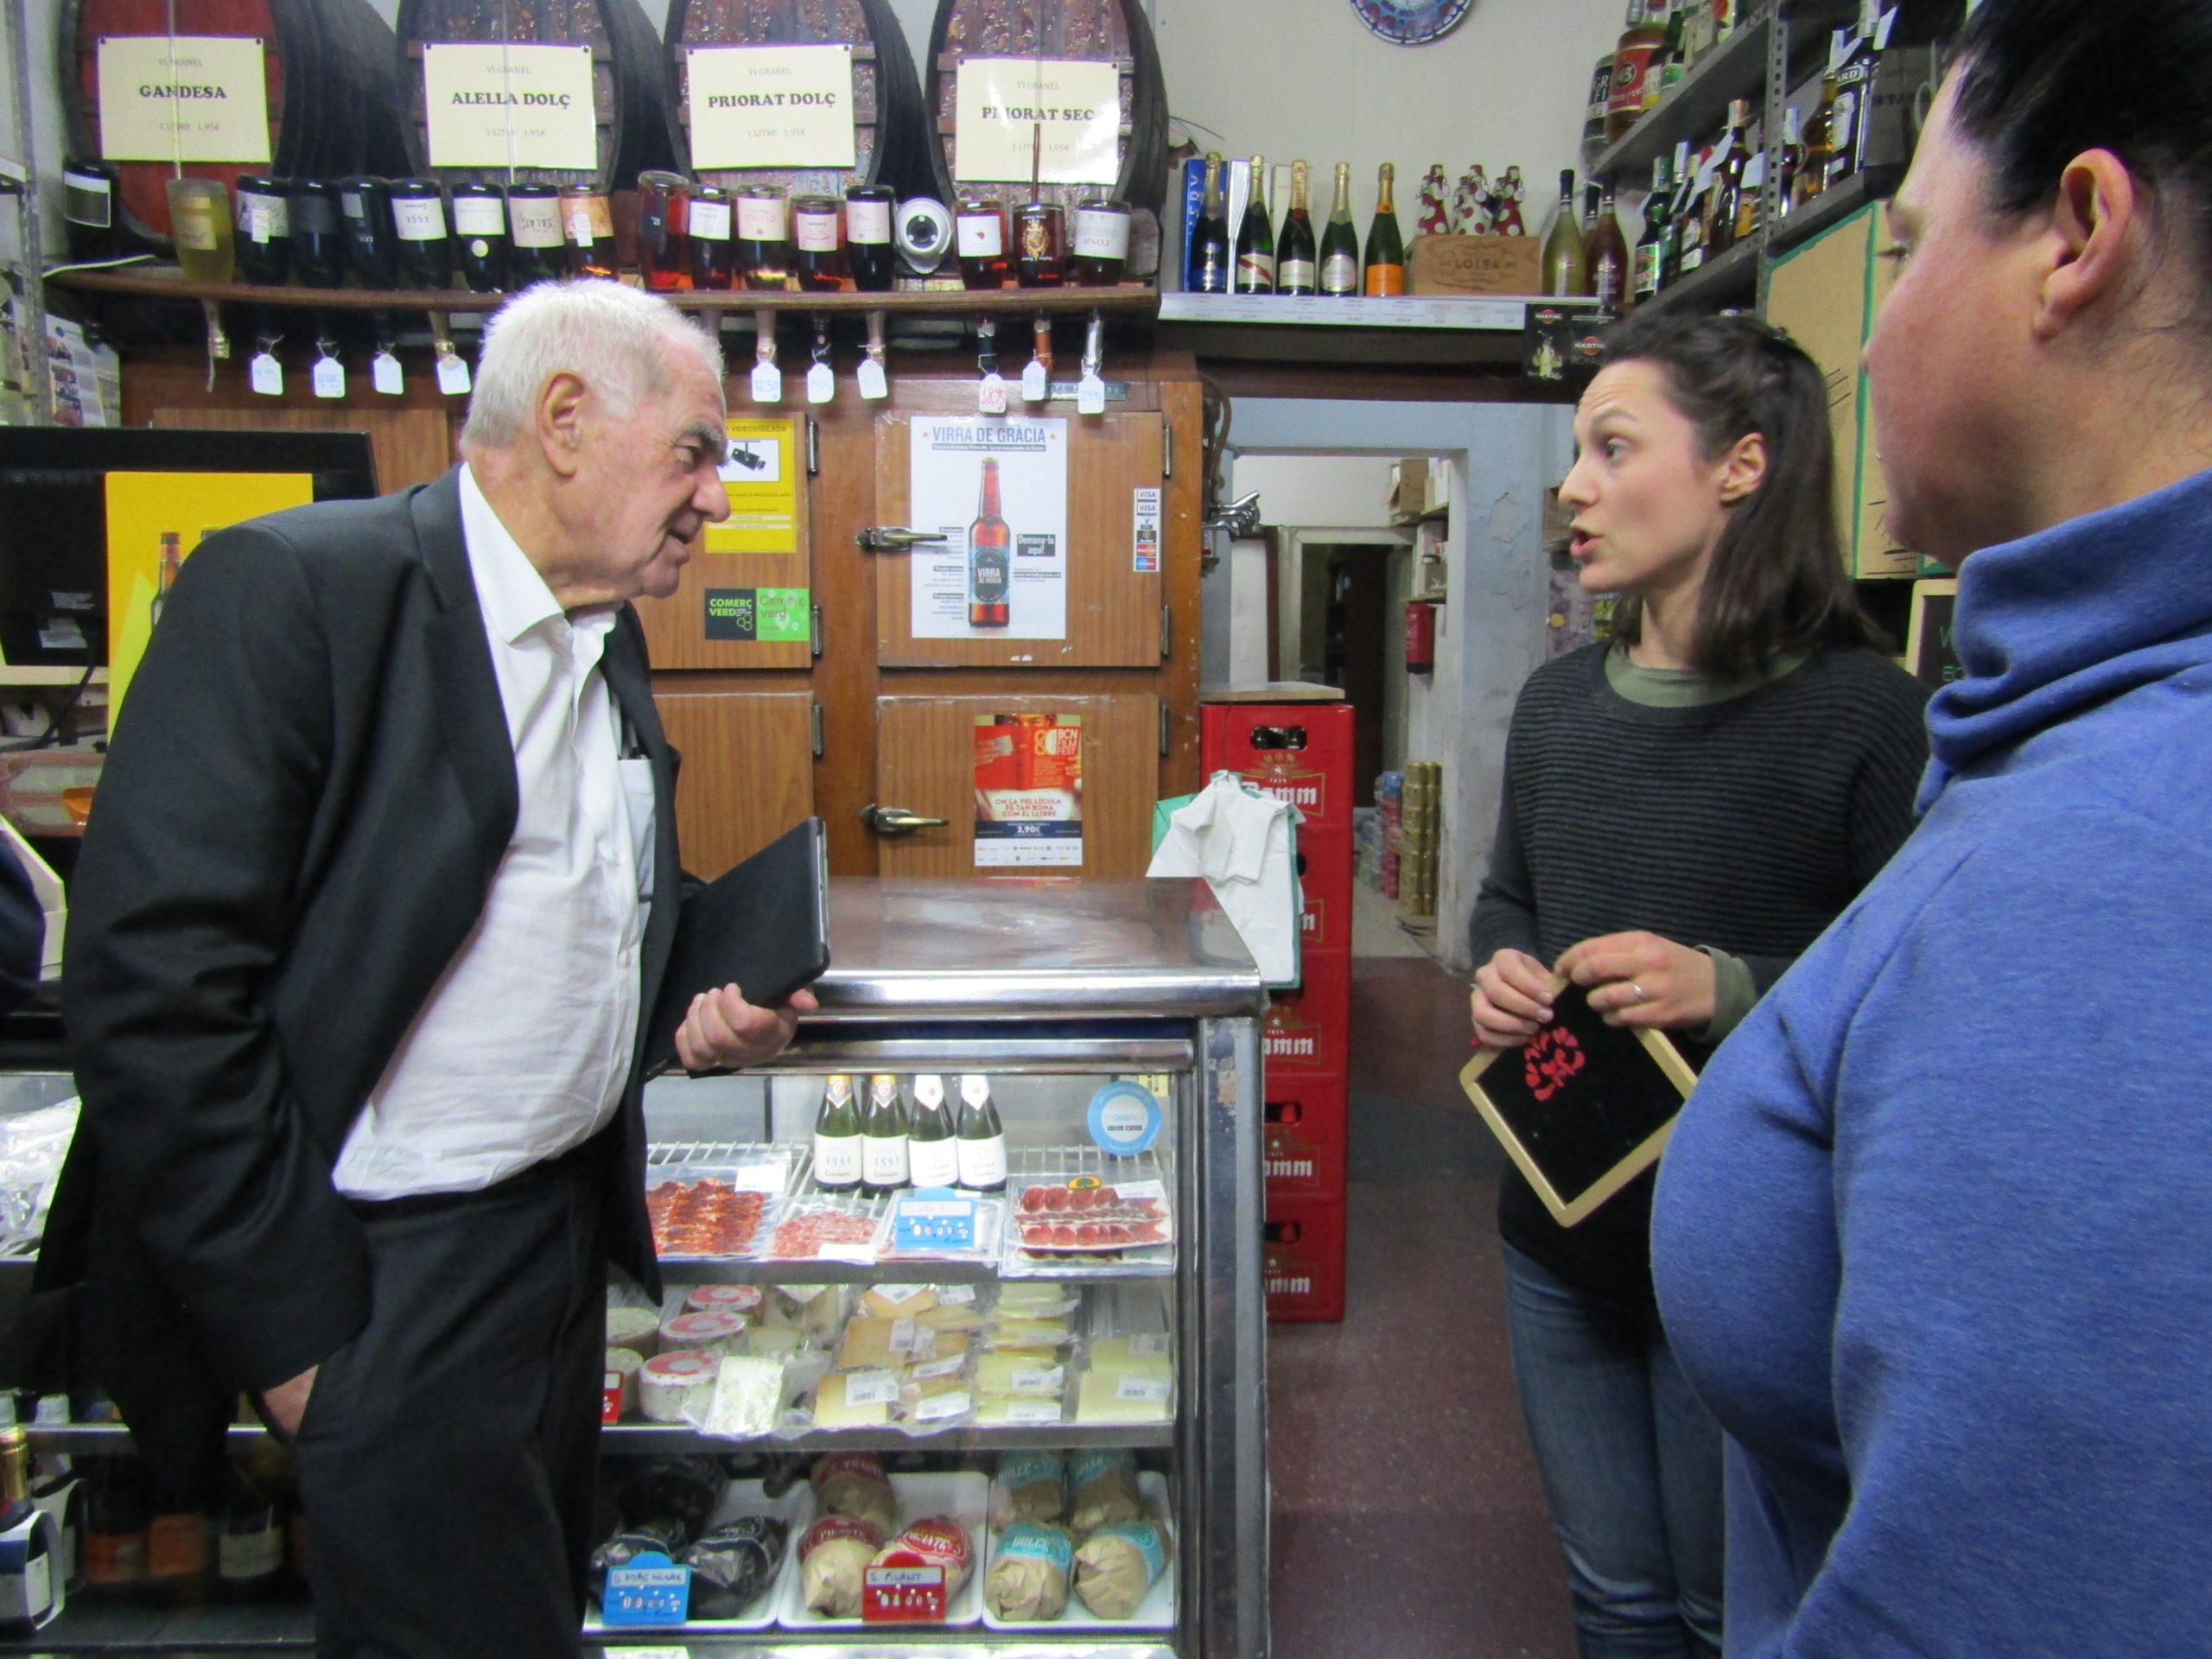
[872,410,1166,669]
[636,416,813,671]
[873,694,1159,879]
[655,689,816,880]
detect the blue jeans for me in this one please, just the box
[1503,1243,1725,1659]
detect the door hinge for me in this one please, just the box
[810,603,823,658]
[1159,604,1172,659]
[810,701,824,758]
[806,418,820,476]
[1161,423,1173,478]
[1159,703,1171,758]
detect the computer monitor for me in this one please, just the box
[0,428,380,669]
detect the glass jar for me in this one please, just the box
[687,186,735,290]
[955,193,1009,290]
[388,179,452,289]
[792,194,844,291]
[844,184,896,291]
[1015,200,1065,288]
[737,185,791,290]
[505,183,564,287]
[560,188,616,280]
[1071,195,1131,286]
[450,181,508,293]
[637,169,691,293]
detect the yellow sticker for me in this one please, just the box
[705,417,800,555]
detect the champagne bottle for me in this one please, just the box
[812,1074,861,1193]
[1319,162,1360,296]
[955,1074,1008,1193]
[906,1075,961,1189]
[0,1427,55,1637]
[1540,168,1587,297]
[1633,155,1674,305]
[1191,151,1230,294]
[1587,182,1630,316]
[1233,155,1275,294]
[860,1073,909,1199]
[1277,161,1318,296]
[1362,162,1406,296]
[967,458,1011,630]
[214,1452,283,1602]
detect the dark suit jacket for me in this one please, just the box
[36,468,680,1496]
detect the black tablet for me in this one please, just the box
[1459,973,1697,1226]
[644,817,830,1076]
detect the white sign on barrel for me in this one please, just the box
[422,42,597,172]
[97,35,272,163]
[953,58,1120,186]
[686,44,857,170]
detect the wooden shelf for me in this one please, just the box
[1639,238,1761,316]
[1595,12,1775,187]
[44,264,1160,318]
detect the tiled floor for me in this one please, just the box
[1267,952,1577,1659]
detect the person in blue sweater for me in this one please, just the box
[1651,3,2212,1654]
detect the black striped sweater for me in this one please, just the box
[1469,641,1929,1306]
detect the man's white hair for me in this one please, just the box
[460,279,724,451]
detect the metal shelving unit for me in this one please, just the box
[0,0,50,423]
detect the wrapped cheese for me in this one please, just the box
[984,1315,1074,1351]
[985,1522,1073,1623]
[683,1515,788,1619]
[1076,1366,1172,1425]
[835,1316,925,1372]
[741,1325,810,1360]
[861,1283,938,1320]
[590,1520,686,1603]
[798,1514,883,1618]
[1087,1334,1173,1376]
[874,1516,974,1598]
[812,1452,898,1535]
[1068,1450,1143,1535]
[639,1351,719,1423]
[995,1282,1079,1317]
[685,1283,765,1319]
[702,1355,786,1439]
[990,1451,1067,1529]
[812,1371,895,1429]
[976,1350,1065,1398]
[916,1289,986,1335]
[1073,1521,1168,1619]
[661,1310,748,1357]
[605,1346,645,1414]
[605,1305,660,1359]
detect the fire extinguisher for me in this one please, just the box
[1404,600,1438,672]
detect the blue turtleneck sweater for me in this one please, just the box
[1652,467,2212,1656]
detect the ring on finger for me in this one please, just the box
[1631,982,1648,1005]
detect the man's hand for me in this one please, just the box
[1471,948,1558,1048]
[261,1365,317,1437]
[1555,931,1715,1031]
[675,983,818,1073]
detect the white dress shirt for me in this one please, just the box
[331,465,653,1199]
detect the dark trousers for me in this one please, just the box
[288,1147,608,1659]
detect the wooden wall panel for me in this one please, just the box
[653,689,816,881]
[635,416,812,670]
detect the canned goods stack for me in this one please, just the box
[1374,772,1403,899]
[1395,761,1443,930]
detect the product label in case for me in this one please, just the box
[1073,208,1129,259]
[846,198,892,243]
[957,214,1004,257]
[688,199,733,241]
[511,198,563,247]
[861,1135,907,1186]
[813,1133,861,1185]
[453,196,504,235]
[1003,1397,1062,1424]
[887,1316,919,1355]
[392,196,446,241]
[912,1389,971,1422]
[956,1137,1007,1191]
[738,198,786,241]
[1116,1374,1172,1403]
[796,212,839,252]
[1009,1364,1064,1395]
[242,194,288,242]
[1129,1332,1172,1359]
[907,1139,961,1190]
[602,1552,692,1627]
[842,1369,900,1408]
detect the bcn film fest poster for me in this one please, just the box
[104,471,315,718]
[909,416,1068,641]
[973,714,1083,868]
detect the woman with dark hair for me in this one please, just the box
[1470,310,1928,1658]
[1653,1,2212,1650]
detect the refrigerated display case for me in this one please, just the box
[0,877,1269,1659]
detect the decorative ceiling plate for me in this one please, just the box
[1349,0,1472,46]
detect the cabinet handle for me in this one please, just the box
[855,526,950,551]
[861,804,949,836]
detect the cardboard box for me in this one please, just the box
[1265,1190,1347,1322]
[1409,233,1542,296]
[1767,202,1918,579]
[1264,1071,1349,1200]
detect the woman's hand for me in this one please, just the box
[1555,931,1714,1031]
[1471,948,1558,1048]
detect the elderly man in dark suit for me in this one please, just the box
[38,279,810,1656]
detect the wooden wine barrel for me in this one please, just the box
[665,0,931,203]
[923,0,1169,219]
[395,0,682,192]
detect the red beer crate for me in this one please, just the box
[1261,955,1351,1079]
[1264,1071,1348,1200]
[1265,1190,1347,1323]
[1294,842,1352,958]
[1202,703,1357,848]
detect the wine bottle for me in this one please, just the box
[794,194,846,292]
[1362,162,1406,296]
[968,458,1010,629]
[1828,0,1883,189]
[739,186,792,290]
[1319,162,1359,296]
[954,194,1008,290]
[81,1457,147,1599]
[1540,168,1586,297]
[0,1427,55,1637]
[955,1074,1007,1194]
[287,181,343,289]
[1232,155,1274,294]
[812,1074,861,1194]
[505,183,565,287]
[214,1453,283,1602]
[389,179,452,289]
[860,1074,909,1199]
[1190,151,1229,294]
[1779,107,1806,218]
[637,171,692,294]
[1587,182,1630,316]
[1633,155,1674,305]
[1654,2,1688,102]
[844,185,896,291]
[338,178,397,289]
[1277,161,1318,296]
[687,187,736,291]
[144,1473,211,1605]
[906,1075,960,1189]
[60,160,119,262]
[450,181,508,294]
[168,179,236,286]
[233,175,291,285]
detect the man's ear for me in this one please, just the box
[1718,431,1768,505]
[536,372,590,480]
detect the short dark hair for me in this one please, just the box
[1596,309,1880,674]
[1950,1,2212,317]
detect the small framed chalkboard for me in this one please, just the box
[1905,578,1961,691]
[1459,974,1698,1227]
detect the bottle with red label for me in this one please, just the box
[956,194,1010,289]
[739,186,793,290]
[1607,0,1668,141]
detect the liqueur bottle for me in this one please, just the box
[1362,162,1406,296]
[1711,101,1754,256]
[1633,155,1675,305]
[1586,182,1630,315]
[1607,0,1668,141]
[967,458,1011,629]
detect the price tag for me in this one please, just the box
[1116,1374,1173,1403]
[887,1317,920,1357]
[249,352,283,396]
[601,1552,692,1628]
[806,360,835,404]
[817,1239,874,1264]
[1077,371,1107,416]
[435,351,472,396]
[312,354,345,399]
[861,1563,950,1624]
[977,372,1008,415]
[909,1353,968,1381]
[1129,1332,1172,1360]
[1003,1398,1063,1425]
[912,1389,972,1422]
[892,1196,980,1253]
[1009,1364,1065,1395]
[857,358,889,400]
[842,1370,900,1408]
[751,361,784,403]
[372,351,404,395]
[1020,359,1049,401]
[939,1283,978,1305]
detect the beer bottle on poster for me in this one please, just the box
[1319,163,1360,296]
[860,1073,910,1199]
[907,1075,961,1189]
[1362,162,1406,296]
[813,1075,862,1194]
[1277,161,1319,296]
[1232,156,1274,294]
[1190,152,1229,294]
[956,1075,1008,1194]
[968,458,1012,629]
